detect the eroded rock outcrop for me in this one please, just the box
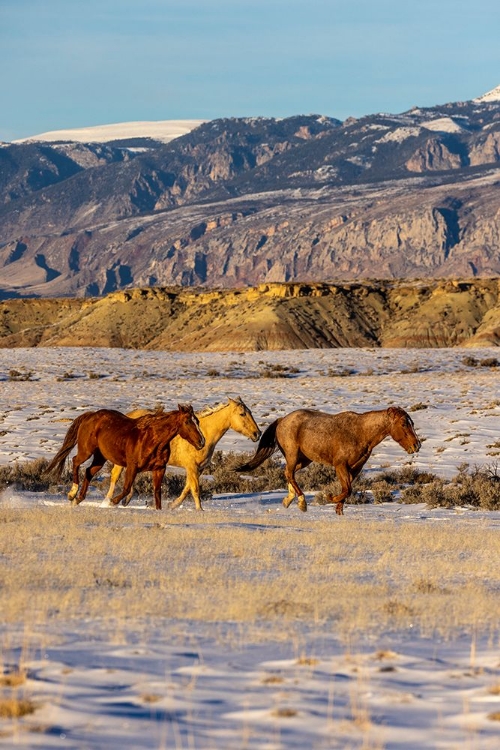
[2,280,500,351]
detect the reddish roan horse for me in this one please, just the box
[236,406,421,514]
[45,405,205,510]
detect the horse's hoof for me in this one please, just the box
[298,496,307,512]
[282,496,294,509]
[100,498,113,508]
[335,504,344,516]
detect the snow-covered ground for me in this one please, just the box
[1,346,499,477]
[1,347,500,749]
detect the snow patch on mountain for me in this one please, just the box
[377,126,421,143]
[15,120,206,144]
[474,84,500,103]
[421,117,466,133]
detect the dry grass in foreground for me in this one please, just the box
[0,506,499,640]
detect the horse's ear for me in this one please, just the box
[388,406,407,421]
[228,396,241,405]
[178,403,190,413]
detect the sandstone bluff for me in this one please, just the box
[2,281,500,350]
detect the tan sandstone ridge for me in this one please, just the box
[1,280,500,351]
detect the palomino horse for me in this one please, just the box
[236,406,421,514]
[45,405,205,510]
[104,397,261,510]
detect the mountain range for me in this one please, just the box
[1,85,500,299]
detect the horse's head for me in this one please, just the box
[228,396,261,442]
[387,407,421,454]
[178,404,205,450]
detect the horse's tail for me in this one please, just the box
[235,419,279,471]
[44,411,93,479]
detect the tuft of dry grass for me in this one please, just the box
[140,694,162,703]
[0,671,26,688]
[0,698,36,719]
[271,707,298,718]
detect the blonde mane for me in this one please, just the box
[197,397,242,419]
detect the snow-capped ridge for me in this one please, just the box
[15,119,206,144]
[473,84,500,103]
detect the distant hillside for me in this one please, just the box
[1,280,500,350]
[1,87,500,299]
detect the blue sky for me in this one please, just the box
[1,0,499,141]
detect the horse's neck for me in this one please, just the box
[168,406,232,468]
[360,410,391,450]
[199,406,232,446]
[155,416,181,443]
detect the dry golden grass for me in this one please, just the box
[0,698,36,719]
[0,507,499,640]
[0,671,26,688]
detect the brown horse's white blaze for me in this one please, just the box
[236,406,421,515]
[45,404,205,510]
[104,396,261,510]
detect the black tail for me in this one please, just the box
[44,411,94,479]
[235,420,279,471]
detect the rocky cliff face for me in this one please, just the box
[1,280,500,350]
[1,95,500,299]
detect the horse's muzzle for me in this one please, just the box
[197,436,206,450]
[406,440,421,454]
[251,430,262,443]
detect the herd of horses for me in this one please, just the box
[46,396,421,514]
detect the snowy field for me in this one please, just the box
[1,347,500,749]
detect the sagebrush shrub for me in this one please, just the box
[0,457,67,492]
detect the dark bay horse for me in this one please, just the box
[45,405,205,510]
[236,406,421,514]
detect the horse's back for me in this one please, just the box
[81,409,139,463]
[276,409,358,464]
[278,409,343,433]
[92,409,136,431]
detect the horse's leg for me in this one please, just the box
[189,469,204,511]
[328,463,353,516]
[75,450,105,505]
[68,448,93,503]
[169,476,191,510]
[68,455,81,502]
[103,464,123,502]
[283,456,307,512]
[109,464,138,506]
[152,467,166,510]
[122,485,135,507]
[170,466,204,511]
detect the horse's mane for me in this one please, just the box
[197,397,243,419]
[132,398,243,422]
[134,409,177,427]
